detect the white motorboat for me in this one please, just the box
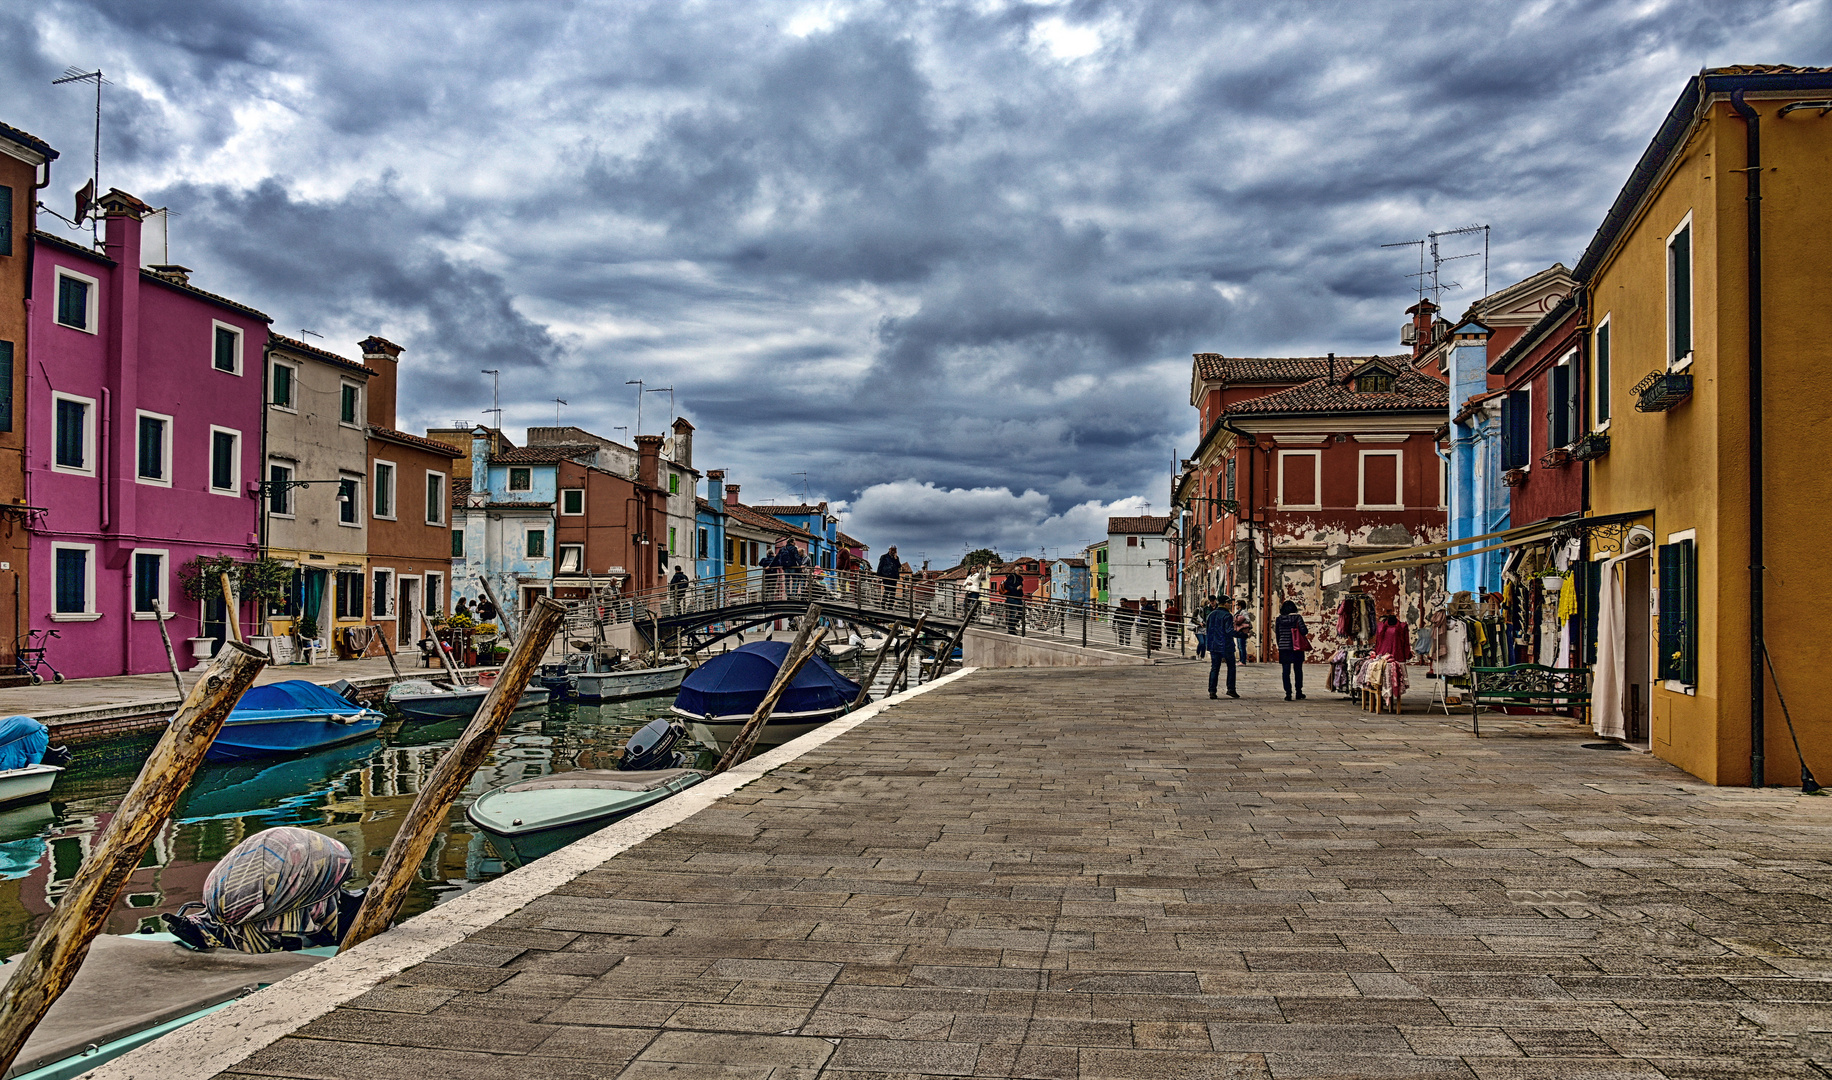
[0,763,62,809]
[575,663,689,702]
[385,680,550,722]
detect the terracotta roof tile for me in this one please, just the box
[1109,515,1172,535]
[451,477,471,507]
[1229,368,1448,416]
[725,502,816,540]
[0,121,56,160]
[1194,354,1404,383]
[270,333,373,376]
[371,425,463,457]
[490,445,598,465]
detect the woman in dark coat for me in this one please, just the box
[1274,599,1309,701]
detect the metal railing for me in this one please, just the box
[549,567,1189,658]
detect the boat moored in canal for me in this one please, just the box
[384,680,550,722]
[206,680,384,762]
[466,719,707,868]
[0,717,69,809]
[670,641,861,752]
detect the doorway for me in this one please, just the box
[1624,556,1652,743]
[398,577,419,648]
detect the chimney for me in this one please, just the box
[636,434,662,489]
[707,469,725,508]
[471,426,492,490]
[360,336,402,430]
[99,189,149,275]
[145,264,191,285]
[1406,298,1439,360]
[724,482,740,507]
[671,416,694,469]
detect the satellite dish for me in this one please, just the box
[74,179,94,225]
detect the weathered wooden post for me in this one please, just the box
[341,597,567,952]
[219,571,242,645]
[888,615,929,695]
[0,643,268,1072]
[851,624,901,709]
[714,604,824,774]
[150,600,185,696]
[419,609,465,686]
[932,602,975,679]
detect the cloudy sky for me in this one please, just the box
[4,1,1825,566]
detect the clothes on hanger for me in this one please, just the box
[1372,616,1410,662]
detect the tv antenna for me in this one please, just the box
[480,369,501,430]
[299,329,323,339]
[625,379,644,435]
[644,385,674,432]
[52,67,107,243]
[792,471,809,500]
[553,398,567,426]
[1381,224,1490,308]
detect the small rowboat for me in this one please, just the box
[467,769,705,868]
[206,681,383,762]
[574,663,689,702]
[385,681,550,722]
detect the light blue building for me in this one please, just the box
[1444,320,1508,596]
[696,470,728,583]
[1049,558,1091,604]
[452,429,588,635]
[763,502,839,568]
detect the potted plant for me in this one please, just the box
[1539,447,1572,469]
[1572,432,1611,460]
[1502,467,1529,488]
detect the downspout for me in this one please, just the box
[19,157,51,663]
[1219,418,1260,651]
[1730,88,1764,787]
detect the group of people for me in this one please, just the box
[1201,596,1312,702]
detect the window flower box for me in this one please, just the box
[1539,448,1573,469]
[1571,432,1611,461]
[1502,467,1529,488]
[1633,371,1693,413]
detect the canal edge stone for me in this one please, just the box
[77,666,981,1080]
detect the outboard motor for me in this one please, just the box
[620,718,687,771]
[326,679,361,704]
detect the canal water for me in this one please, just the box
[0,649,921,957]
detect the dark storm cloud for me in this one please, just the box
[2,0,1826,558]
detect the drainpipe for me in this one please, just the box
[1220,418,1261,652]
[1730,88,1764,787]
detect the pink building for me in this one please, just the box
[28,191,269,678]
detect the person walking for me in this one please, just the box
[1001,569,1025,634]
[1193,594,1216,658]
[1275,600,1309,700]
[1205,598,1239,699]
[669,565,690,613]
[1233,605,1253,663]
[774,539,807,600]
[876,546,902,607]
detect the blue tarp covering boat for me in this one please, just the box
[672,642,861,722]
[0,716,49,772]
[208,681,383,762]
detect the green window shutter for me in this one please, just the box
[1681,539,1697,685]
[0,340,13,433]
[451,529,464,557]
[1657,541,1698,683]
[0,184,12,256]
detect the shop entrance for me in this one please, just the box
[398,578,419,647]
[1624,556,1652,743]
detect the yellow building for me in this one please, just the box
[1578,66,1832,785]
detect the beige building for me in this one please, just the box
[262,334,372,655]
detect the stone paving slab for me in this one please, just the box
[222,664,1832,1078]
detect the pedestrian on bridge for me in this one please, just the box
[775,539,807,600]
[876,546,901,607]
[1000,570,1025,634]
[1206,598,1239,700]
[670,565,690,613]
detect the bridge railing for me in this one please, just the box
[555,567,1191,657]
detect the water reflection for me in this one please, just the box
[0,651,910,957]
[0,694,701,957]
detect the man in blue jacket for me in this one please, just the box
[1206,598,1239,700]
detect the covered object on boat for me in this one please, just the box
[674,642,861,718]
[232,680,369,718]
[0,716,49,771]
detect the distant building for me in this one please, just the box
[758,501,838,568]
[0,121,56,673]
[1104,516,1173,602]
[1049,557,1090,604]
[1085,541,1109,604]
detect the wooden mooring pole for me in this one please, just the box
[714,604,825,775]
[852,624,902,709]
[888,615,929,695]
[150,600,185,697]
[932,602,975,679]
[0,642,269,1073]
[341,597,567,953]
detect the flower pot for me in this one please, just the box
[185,637,216,672]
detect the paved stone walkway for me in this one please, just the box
[225,664,1832,1078]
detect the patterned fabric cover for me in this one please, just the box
[187,827,353,952]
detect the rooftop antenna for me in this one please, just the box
[1382,224,1490,309]
[553,397,567,426]
[644,385,674,432]
[792,471,809,500]
[480,369,501,431]
[300,329,323,339]
[613,426,628,442]
[625,379,644,435]
[52,68,107,244]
